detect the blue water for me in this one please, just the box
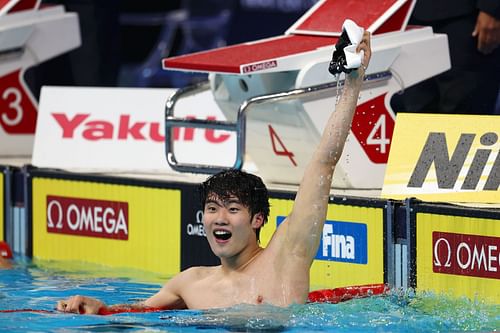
[0,257,498,332]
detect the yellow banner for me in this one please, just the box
[416,212,499,303]
[32,177,181,276]
[382,113,499,203]
[261,198,384,289]
[0,171,3,242]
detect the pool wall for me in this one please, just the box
[409,201,499,304]
[2,166,499,303]
[0,166,4,242]
[262,195,387,289]
[0,165,16,246]
[30,170,182,276]
[25,169,388,290]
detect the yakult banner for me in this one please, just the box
[382,113,500,204]
[32,87,236,173]
[414,203,500,303]
[31,173,182,275]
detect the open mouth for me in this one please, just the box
[213,230,232,241]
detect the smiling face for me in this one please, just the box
[199,170,270,243]
[203,194,263,261]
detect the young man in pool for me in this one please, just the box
[57,31,371,314]
[0,255,11,269]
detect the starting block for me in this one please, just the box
[0,0,80,156]
[162,0,450,190]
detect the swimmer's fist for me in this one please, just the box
[356,31,371,71]
[57,295,105,315]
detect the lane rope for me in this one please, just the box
[0,283,388,315]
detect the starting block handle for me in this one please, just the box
[164,71,392,175]
[165,81,245,174]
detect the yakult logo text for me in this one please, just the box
[51,113,231,143]
[47,196,129,240]
[433,232,499,279]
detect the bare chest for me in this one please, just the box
[181,271,304,309]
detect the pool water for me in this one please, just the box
[0,257,498,332]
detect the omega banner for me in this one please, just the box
[382,113,499,204]
[415,204,500,303]
[31,174,181,275]
[261,196,386,289]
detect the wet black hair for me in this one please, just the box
[200,169,270,242]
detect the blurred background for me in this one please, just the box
[24,0,499,114]
[26,0,318,95]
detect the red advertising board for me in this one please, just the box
[46,195,129,240]
[433,231,499,280]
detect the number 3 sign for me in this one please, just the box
[0,70,37,134]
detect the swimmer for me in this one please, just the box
[57,30,372,314]
[0,256,11,269]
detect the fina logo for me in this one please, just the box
[318,220,368,264]
[276,217,367,264]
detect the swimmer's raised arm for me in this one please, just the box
[277,31,371,263]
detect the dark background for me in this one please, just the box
[26,0,317,97]
[25,0,499,113]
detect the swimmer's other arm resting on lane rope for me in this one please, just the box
[56,296,170,315]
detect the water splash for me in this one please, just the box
[2,258,499,333]
[335,74,342,105]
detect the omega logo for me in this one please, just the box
[432,231,499,279]
[46,195,129,240]
[433,237,451,268]
[187,210,206,237]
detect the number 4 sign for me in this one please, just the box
[268,94,395,167]
[351,93,395,164]
[268,125,297,166]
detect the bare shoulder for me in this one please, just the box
[146,265,220,309]
[183,266,217,278]
[169,266,219,285]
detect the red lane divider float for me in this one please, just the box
[307,283,389,304]
[0,309,53,314]
[0,283,389,315]
[97,306,169,316]
[0,241,13,259]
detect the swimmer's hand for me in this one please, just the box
[57,295,105,315]
[356,31,371,74]
[0,256,12,269]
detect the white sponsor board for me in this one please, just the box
[32,86,236,174]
